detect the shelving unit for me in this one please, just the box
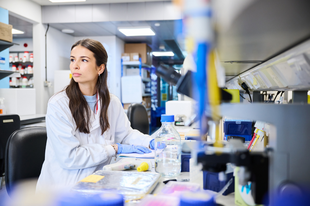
[0,41,20,82]
[121,58,152,124]
[9,51,34,88]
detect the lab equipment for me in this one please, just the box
[72,170,160,202]
[102,158,153,172]
[154,115,181,177]
[223,120,253,142]
[116,143,151,154]
[179,190,216,206]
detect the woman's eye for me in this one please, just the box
[70,59,74,62]
[82,59,88,62]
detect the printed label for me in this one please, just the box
[3,119,14,123]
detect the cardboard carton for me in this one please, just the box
[0,22,13,43]
[125,43,152,65]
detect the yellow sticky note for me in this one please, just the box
[80,175,104,183]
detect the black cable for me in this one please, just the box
[280,91,285,97]
[240,82,252,103]
[273,91,281,102]
[45,24,50,82]
[240,93,251,103]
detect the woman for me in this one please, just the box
[36,39,156,191]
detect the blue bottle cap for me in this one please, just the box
[161,115,174,122]
[179,191,215,206]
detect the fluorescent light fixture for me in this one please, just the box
[118,27,155,36]
[152,51,174,57]
[62,29,74,34]
[49,0,86,2]
[12,28,24,34]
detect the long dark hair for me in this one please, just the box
[66,39,110,135]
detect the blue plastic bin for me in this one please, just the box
[223,120,253,141]
[203,171,234,196]
[181,153,191,172]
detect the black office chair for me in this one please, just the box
[0,114,20,188]
[5,126,47,195]
[127,103,149,134]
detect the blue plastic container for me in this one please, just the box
[181,153,191,172]
[179,190,216,206]
[203,171,234,196]
[223,120,253,141]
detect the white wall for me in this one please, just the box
[73,36,124,99]
[10,38,33,52]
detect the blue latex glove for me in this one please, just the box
[149,139,167,150]
[116,143,151,154]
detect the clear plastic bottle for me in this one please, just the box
[155,114,181,177]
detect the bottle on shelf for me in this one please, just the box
[9,79,12,87]
[25,65,28,74]
[27,65,33,74]
[30,53,33,62]
[16,77,21,87]
[9,54,13,63]
[18,64,22,71]
[23,51,29,62]
[11,77,17,87]
[0,98,6,114]
[22,76,28,88]
[11,65,16,71]
[28,77,34,88]
[154,114,181,178]
[20,66,25,75]
[14,55,18,62]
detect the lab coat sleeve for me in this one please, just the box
[46,101,115,170]
[112,97,152,148]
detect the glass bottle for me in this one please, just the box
[155,114,181,177]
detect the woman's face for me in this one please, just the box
[70,45,104,85]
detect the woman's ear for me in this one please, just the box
[98,64,105,75]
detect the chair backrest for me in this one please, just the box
[0,115,20,176]
[127,103,149,134]
[5,126,47,195]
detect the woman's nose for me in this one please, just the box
[73,61,79,69]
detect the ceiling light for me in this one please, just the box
[49,0,86,2]
[62,29,74,34]
[155,23,160,27]
[118,27,155,36]
[152,51,174,57]
[12,28,24,34]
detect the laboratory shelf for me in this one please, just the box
[0,70,19,80]
[0,40,18,52]
[122,61,151,68]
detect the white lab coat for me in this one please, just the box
[36,91,152,191]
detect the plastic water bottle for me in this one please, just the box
[155,114,181,177]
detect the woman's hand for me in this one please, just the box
[116,143,151,154]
